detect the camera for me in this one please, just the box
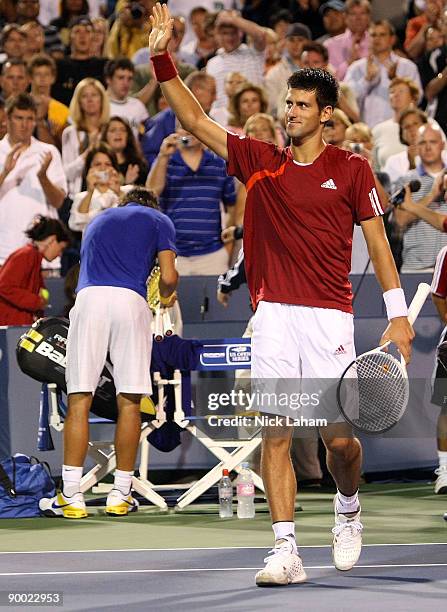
[95,170,109,182]
[130,2,145,20]
[349,143,363,154]
[178,136,192,147]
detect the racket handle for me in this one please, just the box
[407,282,431,325]
[154,308,163,342]
[162,309,173,337]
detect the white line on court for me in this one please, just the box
[0,542,446,555]
[1,563,447,577]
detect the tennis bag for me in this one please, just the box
[0,454,56,518]
[16,317,118,420]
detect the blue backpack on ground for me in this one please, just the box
[0,454,56,518]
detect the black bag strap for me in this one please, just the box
[0,463,16,498]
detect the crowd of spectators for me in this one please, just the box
[1,0,447,324]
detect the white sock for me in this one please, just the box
[336,490,360,515]
[62,465,83,498]
[114,469,134,496]
[272,521,297,553]
[438,451,447,469]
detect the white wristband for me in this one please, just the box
[383,288,408,321]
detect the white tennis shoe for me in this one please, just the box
[434,466,447,494]
[255,539,307,586]
[332,498,363,571]
[105,489,139,516]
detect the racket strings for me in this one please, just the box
[342,353,408,433]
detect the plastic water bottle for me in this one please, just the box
[218,469,233,518]
[236,462,255,519]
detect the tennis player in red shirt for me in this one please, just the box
[149,4,415,586]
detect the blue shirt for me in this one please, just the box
[77,203,176,299]
[159,149,236,257]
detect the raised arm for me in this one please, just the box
[149,3,228,161]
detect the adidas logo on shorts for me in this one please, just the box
[334,345,347,355]
[321,178,337,190]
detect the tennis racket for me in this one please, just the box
[336,282,431,434]
[146,266,174,342]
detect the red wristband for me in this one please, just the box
[150,52,178,82]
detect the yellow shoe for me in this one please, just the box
[105,489,139,516]
[39,491,88,519]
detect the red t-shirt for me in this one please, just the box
[432,245,447,298]
[226,133,383,314]
[0,244,44,325]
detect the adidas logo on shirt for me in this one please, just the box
[321,178,337,190]
[334,345,347,355]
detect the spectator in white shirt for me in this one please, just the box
[206,9,270,113]
[62,77,110,199]
[105,58,149,139]
[0,93,67,265]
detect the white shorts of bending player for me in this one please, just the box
[250,302,356,422]
[66,286,153,396]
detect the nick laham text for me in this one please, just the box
[208,415,328,427]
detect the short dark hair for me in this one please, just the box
[105,57,135,80]
[25,216,71,244]
[287,69,338,111]
[6,92,37,116]
[27,53,57,77]
[301,42,329,63]
[119,187,159,210]
[269,9,293,28]
[398,108,428,144]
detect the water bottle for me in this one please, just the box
[236,462,255,519]
[218,469,233,518]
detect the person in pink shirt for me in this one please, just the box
[324,0,371,81]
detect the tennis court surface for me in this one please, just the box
[0,483,446,611]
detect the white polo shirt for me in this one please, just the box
[0,136,67,265]
[109,96,149,138]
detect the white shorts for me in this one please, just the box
[251,302,356,421]
[176,247,229,276]
[66,286,153,396]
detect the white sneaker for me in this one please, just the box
[332,498,363,571]
[105,489,139,516]
[255,539,307,586]
[39,491,87,519]
[434,466,447,494]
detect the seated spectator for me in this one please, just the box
[101,116,148,185]
[179,6,217,68]
[323,108,352,147]
[15,0,61,54]
[393,122,447,272]
[106,0,152,59]
[52,16,108,107]
[28,54,70,150]
[404,0,444,60]
[324,0,371,81]
[383,108,429,185]
[141,71,216,169]
[62,77,110,198]
[0,25,27,63]
[264,22,311,116]
[206,9,269,114]
[345,20,421,128]
[0,216,70,325]
[0,93,67,267]
[0,59,29,101]
[372,76,420,170]
[210,71,247,127]
[317,1,346,44]
[419,20,447,135]
[90,16,109,57]
[227,82,268,134]
[20,20,46,62]
[50,0,91,48]
[68,143,131,233]
[105,58,149,138]
[146,124,236,275]
[0,97,6,140]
